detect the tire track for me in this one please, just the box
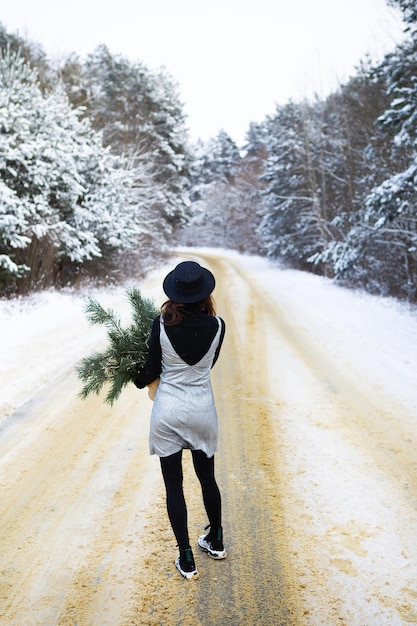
[191,255,300,625]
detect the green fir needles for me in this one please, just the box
[76,287,159,405]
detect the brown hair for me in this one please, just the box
[161,295,216,326]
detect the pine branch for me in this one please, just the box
[76,288,159,405]
[76,352,108,399]
[84,298,123,333]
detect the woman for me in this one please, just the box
[134,260,226,579]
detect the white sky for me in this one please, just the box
[0,0,406,145]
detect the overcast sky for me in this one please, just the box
[0,0,406,145]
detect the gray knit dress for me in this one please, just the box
[149,316,222,458]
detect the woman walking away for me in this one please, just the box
[134,261,227,579]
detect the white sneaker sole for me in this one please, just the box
[175,556,199,579]
[197,535,227,559]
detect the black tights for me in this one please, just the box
[159,449,222,551]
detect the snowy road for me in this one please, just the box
[1,249,417,625]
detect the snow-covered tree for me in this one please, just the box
[0,22,52,89]
[258,100,332,268]
[357,17,417,298]
[190,129,241,195]
[180,130,262,251]
[305,64,394,278]
[61,45,192,248]
[387,0,417,26]
[0,48,136,292]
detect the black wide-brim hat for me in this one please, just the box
[163,261,215,303]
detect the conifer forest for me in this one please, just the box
[1,0,416,302]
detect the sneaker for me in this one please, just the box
[198,526,227,560]
[175,547,199,579]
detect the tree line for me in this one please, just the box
[184,0,417,302]
[1,0,416,303]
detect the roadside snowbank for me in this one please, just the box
[0,265,168,424]
[2,248,416,426]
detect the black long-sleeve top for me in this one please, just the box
[134,310,226,389]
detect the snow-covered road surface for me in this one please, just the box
[1,248,417,625]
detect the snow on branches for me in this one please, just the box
[0,48,137,290]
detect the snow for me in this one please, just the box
[0,266,167,424]
[235,252,417,415]
[1,249,417,623]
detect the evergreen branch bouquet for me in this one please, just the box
[76,287,159,405]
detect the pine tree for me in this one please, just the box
[359,20,417,298]
[0,47,137,293]
[76,287,159,405]
[259,100,323,267]
[62,45,192,246]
